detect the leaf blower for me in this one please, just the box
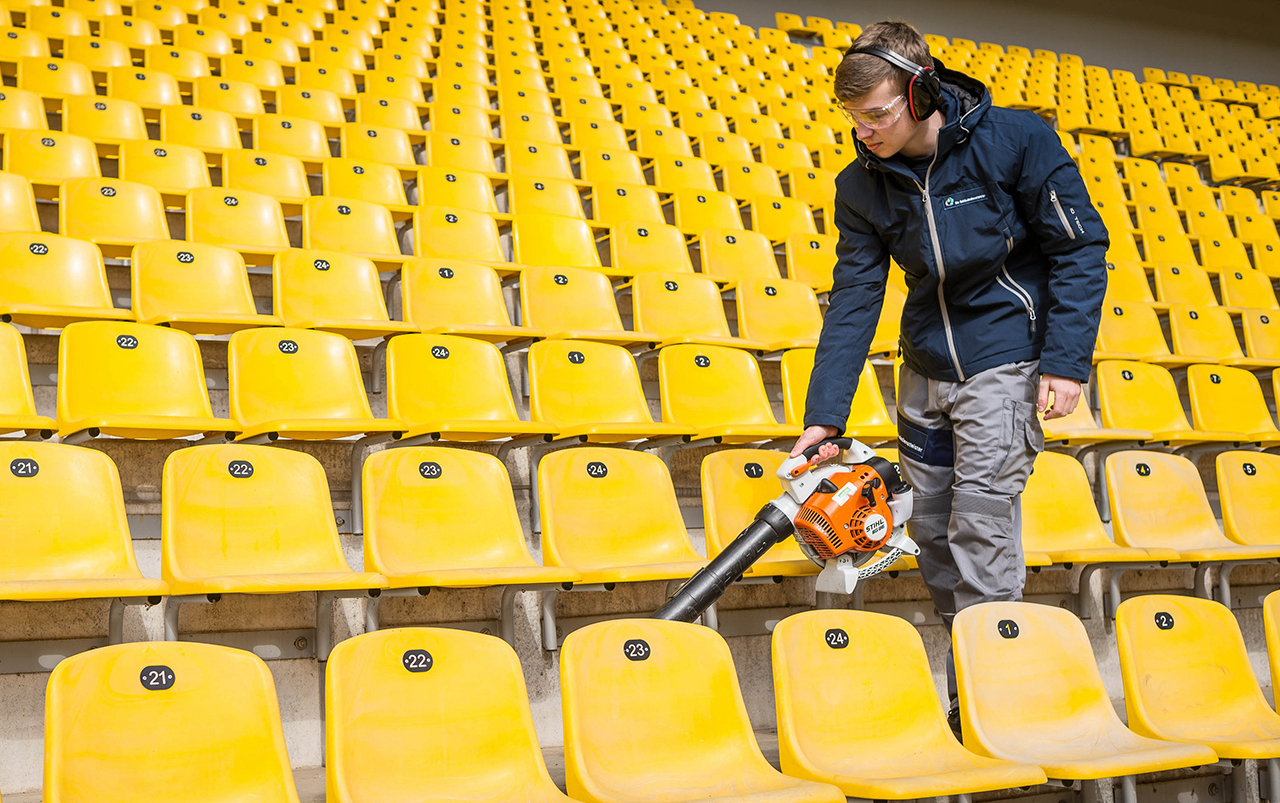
[653,437,918,623]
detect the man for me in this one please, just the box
[790,21,1108,726]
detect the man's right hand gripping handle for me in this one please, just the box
[790,425,841,467]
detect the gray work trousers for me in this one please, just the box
[895,359,1045,706]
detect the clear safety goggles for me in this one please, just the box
[839,93,907,130]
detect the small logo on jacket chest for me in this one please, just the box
[943,192,987,209]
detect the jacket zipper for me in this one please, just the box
[996,236,1037,334]
[915,160,966,382]
[1049,189,1076,240]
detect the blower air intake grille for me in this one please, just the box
[795,507,841,559]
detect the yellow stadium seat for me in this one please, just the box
[356,94,426,132]
[186,186,289,264]
[118,140,211,200]
[59,177,170,258]
[340,123,419,171]
[3,130,99,194]
[46,642,299,803]
[528,339,690,444]
[252,114,330,168]
[507,175,586,218]
[131,240,279,335]
[721,160,782,200]
[1220,267,1279,309]
[1170,304,1280,369]
[577,146,646,185]
[174,24,233,57]
[1095,300,1199,365]
[521,265,657,348]
[701,449,818,576]
[62,95,147,147]
[373,50,429,80]
[1108,450,1280,561]
[56,320,235,441]
[734,277,821,350]
[398,258,533,344]
[0,323,55,437]
[671,188,745,235]
[1244,310,1280,360]
[411,205,510,269]
[649,154,716,193]
[698,228,782,282]
[561,619,844,803]
[784,167,838,207]
[428,103,496,142]
[362,448,574,594]
[1022,450,1176,565]
[27,7,90,37]
[512,212,609,270]
[0,231,131,329]
[779,351,897,442]
[99,15,162,48]
[506,140,576,181]
[591,181,664,226]
[0,438,163,616]
[677,108,731,143]
[423,130,500,175]
[160,105,242,161]
[608,221,695,275]
[1187,365,1280,446]
[385,333,552,443]
[322,157,414,213]
[501,109,561,145]
[774,609,1048,797]
[569,119,628,153]
[1117,595,1280,759]
[276,85,345,128]
[1097,361,1252,446]
[222,149,309,206]
[197,7,252,35]
[631,271,767,350]
[18,56,94,101]
[107,66,183,111]
[272,248,415,340]
[697,131,755,165]
[227,327,405,442]
[0,88,48,133]
[751,195,819,242]
[134,1,188,29]
[326,628,577,803]
[559,93,615,125]
[1220,452,1280,547]
[540,450,705,584]
[302,197,406,268]
[1103,259,1157,305]
[953,601,1217,781]
[660,343,800,443]
[223,55,286,89]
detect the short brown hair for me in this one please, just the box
[834,20,933,102]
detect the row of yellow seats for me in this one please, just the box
[1102,258,1280,308]
[1097,298,1280,367]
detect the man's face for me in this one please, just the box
[844,78,918,158]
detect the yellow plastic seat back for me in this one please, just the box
[0,441,150,582]
[507,175,586,218]
[650,154,717,192]
[591,181,665,226]
[1218,452,1280,546]
[609,221,695,275]
[528,340,656,429]
[326,628,564,803]
[227,328,378,430]
[399,259,515,331]
[672,187,744,234]
[659,343,780,429]
[1153,262,1216,305]
[577,146,645,184]
[1221,268,1279,309]
[0,172,40,233]
[1117,594,1280,747]
[1107,451,1233,551]
[1187,364,1276,436]
[340,123,417,169]
[186,186,289,252]
[253,114,329,162]
[63,95,147,144]
[424,131,497,174]
[363,447,540,575]
[561,619,831,803]
[222,150,308,203]
[130,241,260,330]
[0,88,47,134]
[416,167,497,213]
[702,448,814,567]
[1096,301,1171,358]
[60,178,170,250]
[512,214,602,268]
[1244,310,1280,359]
[160,105,241,154]
[0,231,119,324]
[412,206,506,263]
[4,130,100,186]
[735,277,821,344]
[520,266,626,334]
[0,323,45,426]
[631,272,735,340]
[302,196,402,258]
[273,248,395,327]
[1169,304,1246,360]
[1021,451,1122,554]
[46,642,299,803]
[161,444,359,584]
[57,321,219,429]
[385,334,523,427]
[778,350,893,432]
[118,140,212,196]
[1097,361,1193,433]
[18,56,94,99]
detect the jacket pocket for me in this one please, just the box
[995,230,1038,335]
[1048,185,1077,240]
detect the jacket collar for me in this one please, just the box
[854,60,991,183]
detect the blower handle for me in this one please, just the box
[799,436,853,462]
[652,502,796,623]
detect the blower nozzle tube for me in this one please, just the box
[652,502,796,623]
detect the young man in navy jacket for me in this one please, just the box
[791,21,1108,726]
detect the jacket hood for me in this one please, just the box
[853,59,992,172]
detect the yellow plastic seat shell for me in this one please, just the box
[130,240,281,335]
[227,327,406,441]
[399,258,539,345]
[701,449,818,577]
[659,343,800,443]
[326,628,578,803]
[954,601,1218,779]
[778,351,898,442]
[1219,452,1280,546]
[0,231,134,329]
[45,642,301,803]
[1117,594,1280,759]
[58,177,170,258]
[774,610,1048,798]
[272,248,417,340]
[0,323,55,436]
[561,619,845,803]
[362,448,576,588]
[0,441,167,600]
[162,444,388,595]
[56,321,237,440]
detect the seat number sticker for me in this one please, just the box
[9,459,37,477]
[623,639,650,661]
[140,665,175,690]
[228,460,254,478]
[402,649,433,672]
[824,628,849,648]
[997,619,1019,639]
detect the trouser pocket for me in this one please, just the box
[991,398,1043,495]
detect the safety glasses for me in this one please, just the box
[839,94,908,130]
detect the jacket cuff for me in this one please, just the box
[802,415,850,435]
[1037,358,1091,384]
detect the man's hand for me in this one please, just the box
[790,425,841,466]
[1038,374,1082,420]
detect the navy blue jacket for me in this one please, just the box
[804,63,1109,433]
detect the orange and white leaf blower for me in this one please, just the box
[654,437,918,622]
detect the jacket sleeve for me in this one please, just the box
[803,187,890,432]
[1013,113,1110,382]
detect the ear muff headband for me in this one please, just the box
[848,44,942,122]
